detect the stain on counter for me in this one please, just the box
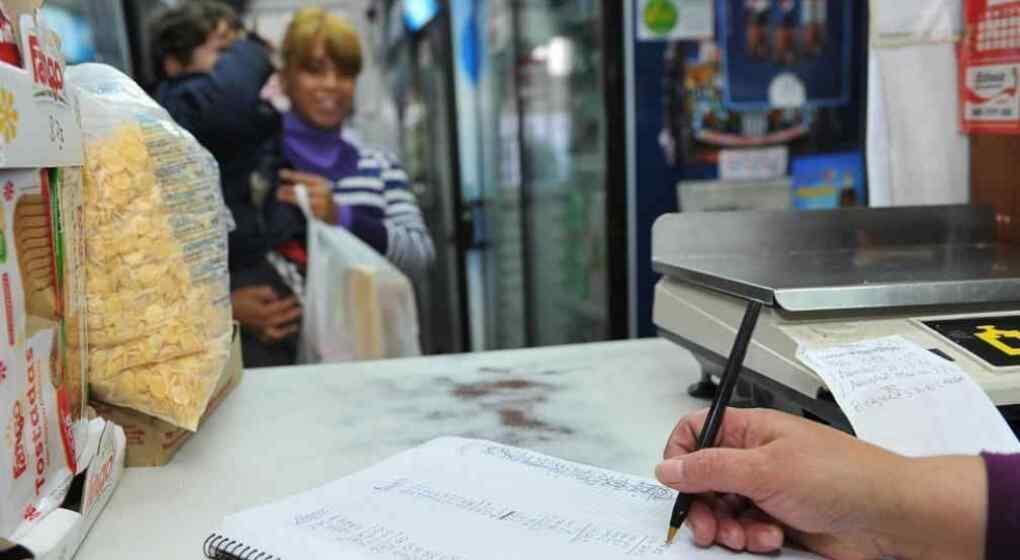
[451,379,552,399]
[498,408,573,434]
[447,378,572,436]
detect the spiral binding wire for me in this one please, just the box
[204,533,280,560]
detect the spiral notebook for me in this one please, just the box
[203,437,823,559]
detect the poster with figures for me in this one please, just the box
[628,0,863,336]
[656,40,816,165]
[960,0,1020,134]
[720,0,852,109]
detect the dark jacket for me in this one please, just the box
[154,38,283,272]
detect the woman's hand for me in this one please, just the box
[656,408,987,560]
[231,285,301,343]
[277,169,337,223]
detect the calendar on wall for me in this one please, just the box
[961,0,1020,133]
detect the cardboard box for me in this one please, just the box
[1,3,125,558]
[0,3,82,170]
[13,417,126,560]
[0,0,88,541]
[91,325,243,467]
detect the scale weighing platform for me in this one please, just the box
[652,206,1020,433]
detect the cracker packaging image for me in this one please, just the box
[15,193,57,320]
[0,170,78,539]
[0,5,98,550]
[69,64,232,431]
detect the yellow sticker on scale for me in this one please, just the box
[923,316,1020,368]
[976,325,1020,357]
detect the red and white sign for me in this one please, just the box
[18,14,64,102]
[0,10,82,169]
[0,11,20,67]
[961,0,1020,133]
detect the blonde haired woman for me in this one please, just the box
[250,8,434,365]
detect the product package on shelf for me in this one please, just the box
[13,415,124,560]
[67,63,234,432]
[0,170,80,538]
[0,1,97,550]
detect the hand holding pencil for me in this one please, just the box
[662,300,762,544]
[655,407,987,559]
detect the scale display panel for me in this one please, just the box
[921,315,1020,369]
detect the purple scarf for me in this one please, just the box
[280,112,358,182]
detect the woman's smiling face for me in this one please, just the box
[284,40,357,130]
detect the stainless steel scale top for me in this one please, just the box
[652,206,1020,313]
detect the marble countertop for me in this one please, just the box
[76,338,706,560]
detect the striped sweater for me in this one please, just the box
[332,145,435,280]
[261,133,435,282]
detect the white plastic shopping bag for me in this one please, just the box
[294,186,421,363]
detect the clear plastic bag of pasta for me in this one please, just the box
[67,63,233,430]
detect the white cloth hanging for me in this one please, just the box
[870,0,963,47]
[867,0,969,207]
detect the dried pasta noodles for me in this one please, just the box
[69,64,232,430]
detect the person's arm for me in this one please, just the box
[230,285,301,342]
[276,153,434,278]
[377,158,435,280]
[275,166,391,254]
[656,408,987,560]
[982,453,1020,559]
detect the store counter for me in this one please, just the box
[76,339,705,560]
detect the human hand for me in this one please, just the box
[278,169,337,223]
[656,408,987,560]
[231,285,301,343]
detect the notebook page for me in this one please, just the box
[798,335,1020,457]
[216,438,824,559]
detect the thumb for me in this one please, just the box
[656,448,771,501]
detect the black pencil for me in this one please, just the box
[666,300,762,545]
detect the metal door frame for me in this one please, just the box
[412,4,472,351]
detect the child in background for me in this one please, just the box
[150,1,298,367]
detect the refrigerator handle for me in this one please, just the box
[459,198,488,250]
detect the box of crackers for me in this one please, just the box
[0,0,97,549]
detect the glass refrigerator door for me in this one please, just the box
[453,0,611,350]
[389,9,470,355]
[409,20,469,354]
[515,1,609,345]
[480,2,528,349]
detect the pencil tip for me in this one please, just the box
[665,526,678,545]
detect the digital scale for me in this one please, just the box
[652,206,1020,432]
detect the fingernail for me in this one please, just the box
[687,515,700,535]
[763,527,782,549]
[658,460,685,483]
[724,527,738,543]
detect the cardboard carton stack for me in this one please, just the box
[0,2,125,558]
